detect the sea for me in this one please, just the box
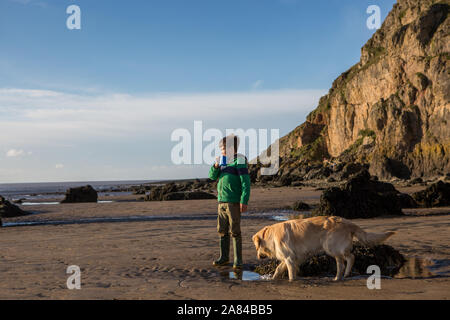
[0,180,158,201]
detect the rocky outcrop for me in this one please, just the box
[411,180,450,206]
[60,185,98,203]
[313,170,405,218]
[0,196,29,223]
[397,192,418,208]
[145,182,216,201]
[261,0,449,181]
[292,201,311,211]
[146,190,216,201]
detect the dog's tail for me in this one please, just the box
[352,225,395,246]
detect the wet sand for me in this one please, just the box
[0,186,449,299]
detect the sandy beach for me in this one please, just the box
[0,185,449,300]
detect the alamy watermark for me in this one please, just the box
[66,265,81,290]
[66,5,81,30]
[170,121,280,175]
[65,5,381,31]
[366,265,381,290]
[367,5,381,30]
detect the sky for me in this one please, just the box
[0,0,396,183]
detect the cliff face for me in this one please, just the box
[278,0,449,180]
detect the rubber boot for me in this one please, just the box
[232,235,243,270]
[213,235,230,266]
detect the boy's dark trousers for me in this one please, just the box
[214,202,242,269]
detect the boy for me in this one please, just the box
[208,134,251,270]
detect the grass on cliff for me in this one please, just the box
[360,46,386,72]
[290,135,329,163]
[412,141,449,158]
[417,72,430,81]
[358,129,376,139]
[398,9,407,21]
[341,129,376,156]
[307,96,331,122]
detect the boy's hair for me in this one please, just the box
[219,134,240,153]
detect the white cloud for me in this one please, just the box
[6,149,24,157]
[0,87,326,146]
[8,0,47,7]
[252,80,264,89]
[0,87,326,182]
[6,149,31,157]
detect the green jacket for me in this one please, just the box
[208,153,251,205]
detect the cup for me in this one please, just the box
[219,155,227,166]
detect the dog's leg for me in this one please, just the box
[285,257,297,282]
[334,256,345,281]
[273,261,287,280]
[344,253,354,278]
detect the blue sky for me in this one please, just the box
[0,0,396,183]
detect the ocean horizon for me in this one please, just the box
[0,179,160,199]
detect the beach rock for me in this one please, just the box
[192,181,205,189]
[259,175,274,185]
[336,162,365,180]
[145,185,216,201]
[254,244,405,278]
[184,191,217,200]
[278,176,292,187]
[292,201,311,211]
[250,162,280,185]
[189,179,216,191]
[304,166,331,180]
[176,182,193,192]
[162,192,186,201]
[132,188,146,195]
[409,177,423,184]
[146,183,181,200]
[60,185,98,203]
[163,182,178,193]
[0,195,29,219]
[162,191,216,201]
[411,181,450,207]
[370,154,412,180]
[291,181,304,187]
[313,169,403,218]
[249,167,258,183]
[397,193,418,209]
[145,187,161,201]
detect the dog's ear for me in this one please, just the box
[252,234,261,248]
[261,226,269,240]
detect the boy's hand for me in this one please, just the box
[214,156,220,169]
[240,203,248,213]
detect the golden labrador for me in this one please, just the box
[252,216,395,281]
